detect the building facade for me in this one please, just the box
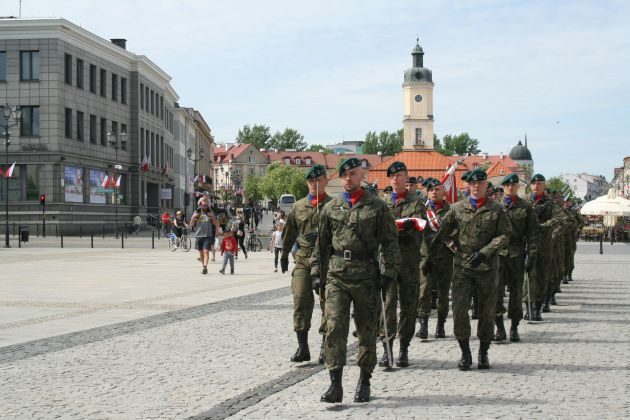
[560,172,609,201]
[610,156,630,198]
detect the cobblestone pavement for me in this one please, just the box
[0,242,628,418]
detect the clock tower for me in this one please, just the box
[402,38,434,150]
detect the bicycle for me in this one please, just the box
[245,228,263,252]
[168,229,191,252]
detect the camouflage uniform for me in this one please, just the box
[282,194,332,334]
[562,207,578,282]
[381,192,425,357]
[549,204,567,301]
[312,189,400,373]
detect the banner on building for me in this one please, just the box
[160,188,172,200]
[89,169,108,204]
[64,166,84,203]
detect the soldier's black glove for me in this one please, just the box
[280,256,289,273]
[467,251,486,268]
[312,275,321,295]
[303,231,318,245]
[380,274,396,292]
[525,254,536,273]
[421,260,432,276]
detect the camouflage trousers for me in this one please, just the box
[325,276,380,373]
[452,265,498,343]
[380,259,420,346]
[496,255,525,321]
[418,257,453,320]
[292,265,326,334]
[564,232,576,276]
[524,246,551,306]
[549,238,565,297]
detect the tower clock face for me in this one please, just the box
[414,94,423,102]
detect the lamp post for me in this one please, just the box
[187,147,205,212]
[107,131,127,239]
[3,104,22,248]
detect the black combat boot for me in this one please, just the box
[435,316,446,338]
[542,298,551,313]
[354,369,371,402]
[457,339,472,371]
[478,341,491,369]
[318,336,326,364]
[493,315,506,341]
[533,302,543,322]
[417,317,428,339]
[378,341,393,368]
[290,331,311,362]
[562,274,569,285]
[510,320,520,342]
[321,368,343,403]
[396,343,409,367]
[550,293,557,305]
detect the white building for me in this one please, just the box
[561,173,609,201]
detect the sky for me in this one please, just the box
[5,0,630,180]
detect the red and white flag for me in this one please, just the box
[395,217,427,232]
[4,162,16,178]
[141,155,149,172]
[162,161,168,175]
[115,175,121,188]
[440,163,459,204]
[101,175,110,188]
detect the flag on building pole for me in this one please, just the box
[4,162,16,178]
[162,161,168,175]
[441,163,459,203]
[101,175,110,188]
[115,175,122,188]
[141,155,149,172]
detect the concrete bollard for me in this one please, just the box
[91,232,94,248]
[152,230,155,249]
[61,231,64,248]
[599,234,603,255]
[121,231,125,249]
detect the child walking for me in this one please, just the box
[270,222,284,272]
[219,230,238,274]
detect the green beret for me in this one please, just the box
[305,164,326,180]
[407,176,417,184]
[424,178,441,191]
[487,181,494,189]
[387,161,407,177]
[495,186,504,193]
[466,169,487,182]
[416,176,424,184]
[383,185,393,193]
[461,171,471,181]
[338,157,362,176]
[531,173,546,182]
[421,177,435,187]
[501,173,519,185]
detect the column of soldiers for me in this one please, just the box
[283,160,582,404]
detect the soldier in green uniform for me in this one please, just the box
[379,161,425,368]
[524,174,555,321]
[548,192,566,308]
[493,174,539,342]
[417,177,453,339]
[561,200,579,285]
[422,169,510,370]
[281,164,332,363]
[312,157,401,403]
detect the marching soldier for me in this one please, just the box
[422,169,510,370]
[379,162,425,368]
[281,164,332,363]
[417,177,453,339]
[312,157,401,403]
[548,191,567,308]
[405,176,418,196]
[493,174,539,342]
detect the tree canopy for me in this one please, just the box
[260,162,308,202]
[435,132,481,156]
[244,173,264,203]
[268,128,308,151]
[237,124,272,150]
[306,144,333,153]
[362,129,403,155]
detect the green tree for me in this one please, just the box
[237,124,272,150]
[306,144,332,153]
[438,132,481,156]
[547,176,574,198]
[362,129,403,156]
[269,128,308,151]
[244,173,264,203]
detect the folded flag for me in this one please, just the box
[395,217,427,232]
[4,162,16,178]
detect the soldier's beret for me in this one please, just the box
[387,161,407,177]
[406,176,417,184]
[531,173,546,182]
[421,177,435,187]
[383,185,393,193]
[338,157,362,176]
[424,178,442,191]
[495,186,504,193]
[305,164,326,180]
[466,169,487,182]
[416,176,424,184]
[501,173,519,185]
[461,171,472,181]
[487,181,494,189]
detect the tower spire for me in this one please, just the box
[524,133,528,148]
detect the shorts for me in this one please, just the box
[196,236,214,251]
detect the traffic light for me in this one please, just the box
[40,194,46,205]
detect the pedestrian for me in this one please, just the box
[280,164,332,364]
[132,215,142,235]
[379,161,426,368]
[190,197,220,275]
[311,157,401,403]
[232,209,248,259]
[172,211,188,242]
[219,230,238,274]
[270,222,283,272]
[422,169,510,371]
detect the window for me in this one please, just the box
[65,108,72,138]
[26,165,41,201]
[121,77,127,104]
[76,59,84,89]
[140,128,144,157]
[150,90,154,114]
[89,64,96,93]
[20,51,40,80]
[76,111,84,141]
[295,158,301,165]
[100,118,107,145]
[0,51,6,81]
[305,158,312,165]
[89,115,96,144]
[160,96,164,119]
[415,128,422,144]
[0,165,22,201]
[145,86,149,112]
[19,106,40,136]
[121,124,127,150]
[64,53,72,84]
[111,121,118,138]
[361,160,367,168]
[100,68,106,97]
[111,74,118,101]
[140,83,144,109]
[284,158,290,164]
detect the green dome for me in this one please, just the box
[509,141,532,161]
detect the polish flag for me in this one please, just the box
[101,175,110,188]
[5,162,16,178]
[441,163,459,204]
[141,155,149,172]
[115,175,121,188]
[162,161,168,175]
[395,217,427,232]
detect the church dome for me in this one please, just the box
[403,67,433,84]
[509,140,532,161]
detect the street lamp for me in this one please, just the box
[186,147,205,214]
[107,131,127,239]
[3,104,22,248]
